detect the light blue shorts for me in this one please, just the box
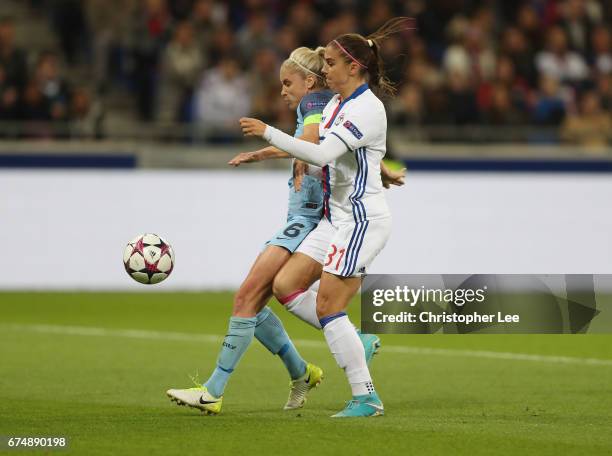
[265,216,320,253]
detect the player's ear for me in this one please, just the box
[305,75,316,90]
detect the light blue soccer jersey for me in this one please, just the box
[265,89,334,253]
[287,90,334,220]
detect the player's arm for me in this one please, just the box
[380,160,406,188]
[240,118,346,167]
[228,146,289,166]
[292,123,320,191]
[228,125,320,167]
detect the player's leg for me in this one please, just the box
[208,243,321,390]
[273,252,323,328]
[267,251,326,410]
[316,272,383,417]
[316,219,392,417]
[233,245,290,318]
[273,219,381,363]
[167,246,313,413]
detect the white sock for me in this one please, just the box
[280,288,321,329]
[322,315,374,397]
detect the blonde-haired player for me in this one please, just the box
[167,46,334,414]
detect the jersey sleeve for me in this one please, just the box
[325,104,384,151]
[298,93,329,127]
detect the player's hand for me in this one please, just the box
[293,160,309,192]
[381,167,406,189]
[228,151,260,167]
[240,117,267,137]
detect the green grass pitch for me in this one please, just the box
[1,292,611,455]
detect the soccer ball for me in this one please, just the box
[123,233,175,284]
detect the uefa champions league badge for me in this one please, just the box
[335,113,345,126]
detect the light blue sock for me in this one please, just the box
[255,306,307,380]
[204,316,257,397]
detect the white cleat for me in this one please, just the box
[166,385,223,415]
[284,363,324,410]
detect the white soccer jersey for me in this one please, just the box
[319,84,390,225]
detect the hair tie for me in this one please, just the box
[367,39,373,47]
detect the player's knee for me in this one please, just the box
[272,272,291,302]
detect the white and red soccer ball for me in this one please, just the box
[123,233,175,284]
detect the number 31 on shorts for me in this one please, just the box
[324,244,346,271]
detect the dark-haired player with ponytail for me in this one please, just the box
[241,18,415,417]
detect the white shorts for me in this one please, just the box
[296,216,391,277]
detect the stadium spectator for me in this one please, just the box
[478,55,529,115]
[596,73,612,110]
[49,0,87,65]
[208,25,238,65]
[483,84,527,126]
[0,17,27,96]
[191,0,227,53]
[286,3,318,48]
[365,0,394,32]
[533,75,567,126]
[536,26,590,85]
[194,56,250,140]
[22,52,70,122]
[128,0,171,121]
[69,87,104,138]
[446,70,480,125]
[443,17,496,84]
[0,64,19,120]
[274,25,299,58]
[158,21,204,123]
[590,25,612,75]
[561,90,611,149]
[85,0,137,92]
[516,3,546,50]
[501,27,538,87]
[248,47,280,123]
[558,0,598,54]
[236,11,275,64]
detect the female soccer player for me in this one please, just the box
[240,18,414,417]
[167,46,335,414]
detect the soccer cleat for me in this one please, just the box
[357,331,381,364]
[331,393,384,418]
[283,362,323,410]
[166,385,223,415]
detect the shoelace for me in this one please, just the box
[289,379,310,394]
[188,371,202,390]
[345,400,359,409]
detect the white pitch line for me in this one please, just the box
[2,323,612,367]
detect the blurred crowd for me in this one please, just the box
[0,0,611,145]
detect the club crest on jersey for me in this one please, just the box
[334,112,345,126]
[343,120,363,139]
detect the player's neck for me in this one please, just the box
[338,79,367,101]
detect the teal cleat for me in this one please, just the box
[357,330,381,364]
[331,393,384,418]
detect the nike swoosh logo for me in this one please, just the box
[199,396,219,405]
[305,374,311,384]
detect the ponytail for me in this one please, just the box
[330,17,416,98]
